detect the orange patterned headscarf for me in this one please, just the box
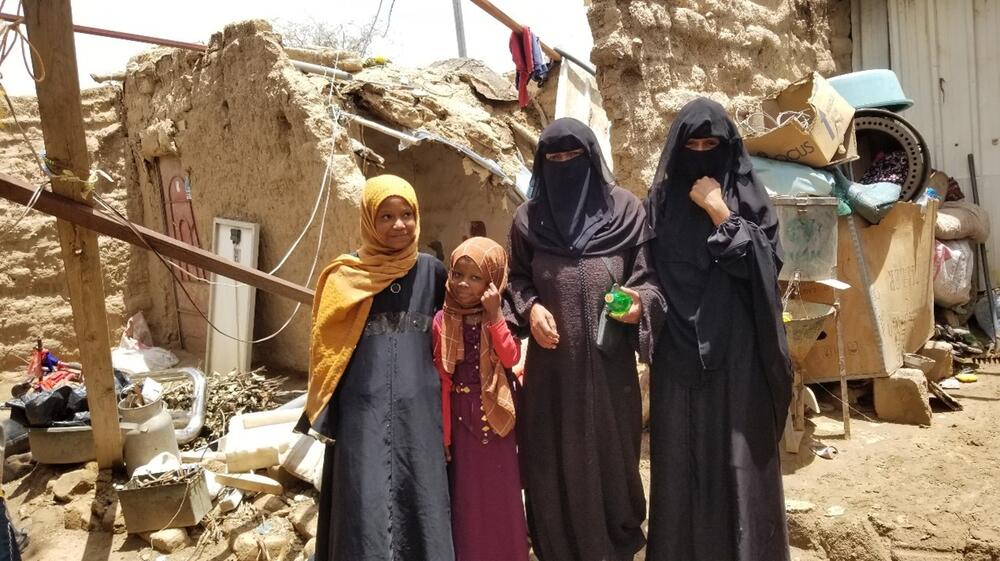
[441,237,515,437]
[306,175,420,422]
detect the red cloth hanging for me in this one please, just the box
[509,27,536,108]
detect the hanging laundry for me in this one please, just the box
[509,26,550,108]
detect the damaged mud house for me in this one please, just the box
[1,0,1000,560]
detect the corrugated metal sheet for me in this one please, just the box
[856,0,1000,280]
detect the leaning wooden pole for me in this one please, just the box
[23,0,123,467]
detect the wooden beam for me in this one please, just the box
[0,173,315,305]
[23,0,122,467]
[467,0,562,61]
[0,11,208,52]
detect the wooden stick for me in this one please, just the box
[467,0,562,61]
[0,174,315,305]
[22,0,122,467]
[0,11,207,52]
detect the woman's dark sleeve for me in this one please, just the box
[706,215,761,279]
[708,214,792,433]
[623,242,666,364]
[503,224,538,338]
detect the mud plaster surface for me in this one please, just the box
[587,0,853,194]
[120,21,541,372]
[0,87,141,371]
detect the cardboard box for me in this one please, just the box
[744,72,858,168]
[796,202,936,382]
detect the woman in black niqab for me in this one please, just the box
[645,97,793,561]
[505,118,665,561]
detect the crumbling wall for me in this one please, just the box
[122,20,366,373]
[341,59,542,257]
[0,87,141,370]
[588,0,853,194]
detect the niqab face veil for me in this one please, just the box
[646,97,780,269]
[516,117,652,257]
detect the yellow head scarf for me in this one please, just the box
[306,175,420,422]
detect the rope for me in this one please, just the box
[815,382,881,425]
[0,2,45,82]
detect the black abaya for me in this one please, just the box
[645,98,792,561]
[301,253,454,561]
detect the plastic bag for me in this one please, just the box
[933,240,975,308]
[752,156,835,197]
[112,333,178,374]
[936,200,991,243]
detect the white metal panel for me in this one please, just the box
[205,218,260,376]
[858,0,1000,280]
[851,0,891,70]
[973,0,1000,277]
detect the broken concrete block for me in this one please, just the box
[52,469,97,502]
[918,341,954,382]
[150,528,191,553]
[290,501,318,541]
[303,537,316,558]
[874,368,932,425]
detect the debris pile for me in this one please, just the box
[163,368,294,450]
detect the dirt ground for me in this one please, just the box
[4,364,1000,561]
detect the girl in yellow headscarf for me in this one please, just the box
[299,175,454,561]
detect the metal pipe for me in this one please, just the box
[452,0,468,58]
[968,153,996,346]
[132,367,207,445]
[553,47,596,76]
[290,59,353,81]
[0,12,207,51]
[337,110,423,146]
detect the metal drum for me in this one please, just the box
[772,196,839,282]
[851,109,931,201]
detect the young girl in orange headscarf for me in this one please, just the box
[433,237,529,561]
[301,174,454,561]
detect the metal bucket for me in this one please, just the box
[772,196,838,282]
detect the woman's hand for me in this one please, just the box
[481,282,502,323]
[690,176,732,226]
[529,303,560,349]
[609,286,643,325]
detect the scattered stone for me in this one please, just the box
[266,465,302,489]
[231,533,260,561]
[290,501,318,541]
[303,537,316,558]
[785,499,816,514]
[230,517,296,561]
[873,368,933,426]
[52,469,97,502]
[818,517,892,561]
[4,453,35,482]
[150,528,191,553]
[63,499,97,531]
[253,493,287,514]
[826,505,846,517]
[918,341,954,382]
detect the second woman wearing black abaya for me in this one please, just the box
[645,98,793,561]
[506,118,665,561]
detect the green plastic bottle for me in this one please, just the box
[604,284,633,315]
